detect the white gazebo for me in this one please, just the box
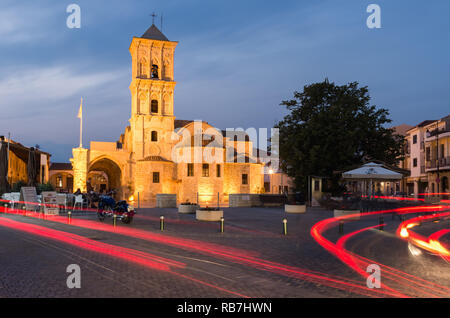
[342,162,403,197]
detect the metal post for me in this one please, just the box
[113,214,117,228]
[282,218,287,235]
[339,221,344,234]
[220,217,224,233]
[160,216,164,231]
[379,216,384,231]
[68,211,72,224]
[217,192,220,209]
[137,192,140,209]
[197,192,199,205]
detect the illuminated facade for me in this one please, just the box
[70,24,264,207]
[403,116,450,196]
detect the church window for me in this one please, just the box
[153,172,160,183]
[56,175,63,188]
[187,163,194,177]
[202,164,209,177]
[242,174,248,185]
[151,64,159,79]
[151,100,158,113]
[151,131,158,142]
[216,164,221,178]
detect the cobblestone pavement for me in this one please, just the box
[0,206,448,297]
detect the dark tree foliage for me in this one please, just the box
[275,79,404,194]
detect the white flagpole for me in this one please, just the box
[78,97,83,148]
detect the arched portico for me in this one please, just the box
[88,157,123,199]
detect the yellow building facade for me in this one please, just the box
[70,24,264,207]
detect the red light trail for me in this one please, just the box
[311,205,450,297]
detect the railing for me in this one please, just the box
[426,156,450,169]
[426,128,450,138]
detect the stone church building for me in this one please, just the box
[70,24,265,207]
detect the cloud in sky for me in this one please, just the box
[0,1,60,45]
[0,66,124,113]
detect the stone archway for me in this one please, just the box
[88,157,122,199]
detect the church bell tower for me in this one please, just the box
[129,23,178,160]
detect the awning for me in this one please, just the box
[342,162,402,180]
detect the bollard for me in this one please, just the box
[68,211,72,224]
[3,204,7,214]
[282,218,287,235]
[339,221,344,234]
[113,214,117,228]
[160,216,164,231]
[379,216,384,231]
[220,217,224,233]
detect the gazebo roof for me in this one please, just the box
[342,162,402,180]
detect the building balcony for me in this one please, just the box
[425,129,450,142]
[425,156,450,171]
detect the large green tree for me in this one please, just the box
[275,79,404,194]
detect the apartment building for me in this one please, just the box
[423,116,450,194]
[404,120,436,196]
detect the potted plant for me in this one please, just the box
[333,197,361,221]
[196,206,223,221]
[178,201,199,214]
[284,193,306,214]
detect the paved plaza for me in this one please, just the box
[0,205,448,298]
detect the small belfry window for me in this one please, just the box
[153,172,160,183]
[151,100,158,113]
[151,131,158,142]
[151,64,159,79]
[242,174,248,185]
[202,164,209,177]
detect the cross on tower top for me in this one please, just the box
[150,12,157,25]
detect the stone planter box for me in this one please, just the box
[156,194,177,208]
[229,194,262,207]
[285,204,306,214]
[178,204,199,214]
[334,209,360,221]
[196,209,223,221]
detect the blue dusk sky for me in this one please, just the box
[0,0,449,161]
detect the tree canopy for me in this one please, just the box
[275,79,404,194]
